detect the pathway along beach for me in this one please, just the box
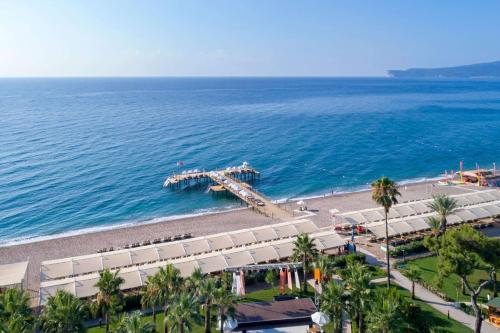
[0,181,475,296]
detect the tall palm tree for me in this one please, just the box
[405,267,421,300]
[186,267,204,293]
[342,261,371,333]
[292,233,319,294]
[199,277,217,333]
[141,275,161,324]
[427,194,458,235]
[314,255,334,289]
[114,311,155,333]
[156,264,183,333]
[0,288,33,333]
[366,288,405,333]
[94,269,125,333]
[371,176,401,288]
[213,287,236,333]
[0,313,33,333]
[167,293,201,333]
[39,290,88,333]
[320,281,344,333]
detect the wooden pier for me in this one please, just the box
[164,166,292,220]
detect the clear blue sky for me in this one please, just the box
[1,0,499,77]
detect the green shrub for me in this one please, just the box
[332,252,366,268]
[390,240,427,258]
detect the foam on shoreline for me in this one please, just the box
[0,175,444,247]
[0,205,245,247]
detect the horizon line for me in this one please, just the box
[0,75,388,79]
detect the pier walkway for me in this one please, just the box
[164,166,293,220]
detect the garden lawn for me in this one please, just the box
[373,284,472,333]
[406,256,499,303]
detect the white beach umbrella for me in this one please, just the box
[297,200,305,206]
[311,312,329,327]
[217,317,238,332]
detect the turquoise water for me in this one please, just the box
[1,78,499,244]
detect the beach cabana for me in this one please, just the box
[248,245,280,263]
[39,229,347,305]
[0,261,29,290]
[407,217,430,231]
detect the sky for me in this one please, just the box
[1,0,500,77]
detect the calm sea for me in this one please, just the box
[1,77,499,245]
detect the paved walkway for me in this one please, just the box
[359,248,499,333]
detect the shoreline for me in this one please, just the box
[0,178,480,294]
[0,174,444,247]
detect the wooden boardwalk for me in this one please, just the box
[164,167,293,220]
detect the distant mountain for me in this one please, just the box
[388,61,500,78]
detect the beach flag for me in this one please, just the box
[235,274,241,296]
[240,270,246,296]
[176,161,184,166]
[231,273,237,294]
[287,269,293,290]
[314,268,321,283]
[279,269,286,294]
[294,269,300,289]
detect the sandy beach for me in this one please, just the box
[0,180,480,295]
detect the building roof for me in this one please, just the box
[338,189,500,225]
[0,261,28,288]
[486,297,500,309]
[235,298,317,326]
[38,230,345,305]
[364,197,500,239]
[41,219,318,281]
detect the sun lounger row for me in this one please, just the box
[40,219,318,281]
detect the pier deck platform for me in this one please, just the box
[164,167,292,220]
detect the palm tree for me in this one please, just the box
[428,217,441,237]
[264,270,277,289]
[141,275,161,324]
[94,269,125,333]
[0,288,33,332]
[114,311,155,333]
[314,255,334,289]
[427,194,458,235]
[320,281,344,333]
[405,267,421,300]
[0,313,33,333]
[342,261,371,333]
[39,290,88,333]
[292,233,319,294]
[167,293,200,333]
[156,264,183,333]
[213,287,236,333]
[186,267,204,293]
[199,277,217,333]
[371,176,401,288]
[366,288,405,333]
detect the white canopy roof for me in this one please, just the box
[41,219,319,281]
[0,261,28,288]
[39,230,345,305]
[365,196,500,239]
[338,189,500,225]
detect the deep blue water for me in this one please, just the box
[1,77,499,244]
